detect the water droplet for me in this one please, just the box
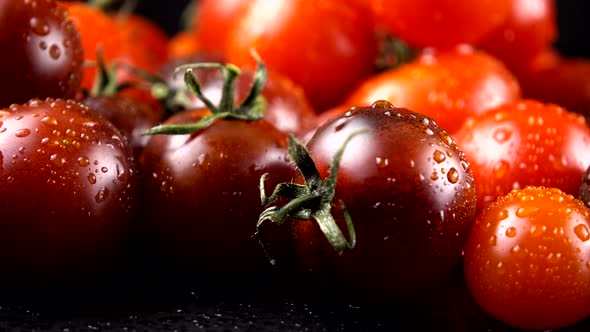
[30,17,49,36]
[101,167,108,173]
[49,44,60,59]
[516,206,539,218]
[39,40,47,50]
[371,100,394,109]
[530,224,546,237]
[488,235,497,246]
[511,245,521,254]
[493,128,512,143]
[574,224,590,242]
[50,154,65,167]
[498,209,509,221]
[433,150,446,163]
[447,167,459,184]
[87,173,96,184]
[15,128,31,137]
[506,227,517,238]
[41,116,58,126]
[77,157,90,167]
[375,157,389,169]
[95,186,110,203]
[430,171,439,181]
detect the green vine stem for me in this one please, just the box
[145,51,268,135]
[257,129,368,264]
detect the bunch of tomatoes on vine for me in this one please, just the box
[1,0,590,330]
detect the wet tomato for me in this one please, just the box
[139,109,295,282]
[463,186,590,330]
[0,98,138,286]
[454,99,590,212]
[346,46,521,134]
[0,0,83,108]
[283,101,477,299]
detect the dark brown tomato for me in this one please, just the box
[83,95,160,158]
[294,101,477,300]
[160,56,317,136]
[139,109,295,282]
[0,98,138,286]
[0,0,83,108]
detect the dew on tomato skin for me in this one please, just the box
[49,44,61,60]
[375,157,389,169]
[515,206,539,218]
[14,128,31,138]
[489,235,497,246]
[101,167,108,173]
[447,167,459,184]
[574,224,590,242]
[492,128,512,143]
[29,17,50,36]
[371,100,394,109]
[430,171,439,181]
[505,227,517,238]
[497,209,509,221]
[433,150,446,163]
[87,173,97,185]
[95,186,110,203]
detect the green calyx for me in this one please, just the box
[146,52,268,135]
[89,46,135,97]
[257,129,368,264]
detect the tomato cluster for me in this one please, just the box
[1,0,590,330]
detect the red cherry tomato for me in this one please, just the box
[0,98,138,285]
[346,46,521,134]
[222,0,379,112]
[0,0,83,108]
[370,0,511,49]
[454,99,590,212]
[478,0,557,68]
[464,186,590,330]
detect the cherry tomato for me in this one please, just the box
[370,0,510,49]
[517,50,590,121]
[0,98,138,286]
[289,101,476,299]
[62,2,167,92]
[167,31,202,60]
[454,99,590,212]
[222,0,379,112]
[191,0,249,59]
[0,0,83,108]
[139,109,295,281]
[478,0,557,68]
[463,186,590,330]
[346,46,521,134]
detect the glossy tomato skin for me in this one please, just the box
[463,187,590,330]
[346,46,521,134]
[83,95,160,158]
[0,0,83,108]
[454,99,590,212]
[224,0,379,112]
[294,102,477,300]
[370,0,510,49]
[160,57,317,137]
[139,110,295,283]
[478,0,557,68]
[0,98,138,286]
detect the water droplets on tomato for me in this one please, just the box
[447,167,459,184]
[95,186,110,203]
[29,17,49,36]
[505,227,517,238]
[14,128,31,138]
[433,150,446,163]
[574,224,590,242]
[375,157,389,169]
